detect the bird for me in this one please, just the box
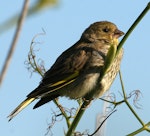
[8,21,124,121]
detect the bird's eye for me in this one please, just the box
[103,28,109,33]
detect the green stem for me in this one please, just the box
[117,2,150,55]
[53,99,71,128]
[118,71,126,98]
[126,101,144,126]
[127,126,146,136]
[66,101,87,136]
[127,122,150,136]
[119,71,145,126]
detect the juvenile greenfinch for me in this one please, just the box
[8,21,124,121]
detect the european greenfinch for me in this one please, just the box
[8,21,124,121]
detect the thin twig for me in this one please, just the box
[0,0,30,86]
[53,99,71,128]
[89,109,117,136]
[119,71,145,126]
[28,34,72,131]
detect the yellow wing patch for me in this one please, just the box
[50,71,79,87]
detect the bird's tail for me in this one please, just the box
[8,97,35,121]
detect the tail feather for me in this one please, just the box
[33,94,59,109]
[8,97,35,121]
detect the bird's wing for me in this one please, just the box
[27,41,91,98]
[8,41,91,121]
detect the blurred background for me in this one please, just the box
[0,0,150,135]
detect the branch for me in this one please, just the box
[89,109,117,136]
[0,0,57,34]
[27,34,73,133]
[117,2,150,55]
[0,0,30,86]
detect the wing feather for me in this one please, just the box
[27,40,91,98]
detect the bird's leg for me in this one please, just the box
[81,97,93,109]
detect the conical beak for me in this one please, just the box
[114,29,124,38]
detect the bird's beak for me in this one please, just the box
[114,29,124,38]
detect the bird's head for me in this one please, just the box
[81,21,124,45]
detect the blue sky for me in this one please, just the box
[1,0,150,136]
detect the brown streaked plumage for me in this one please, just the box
[8,21,124,121]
